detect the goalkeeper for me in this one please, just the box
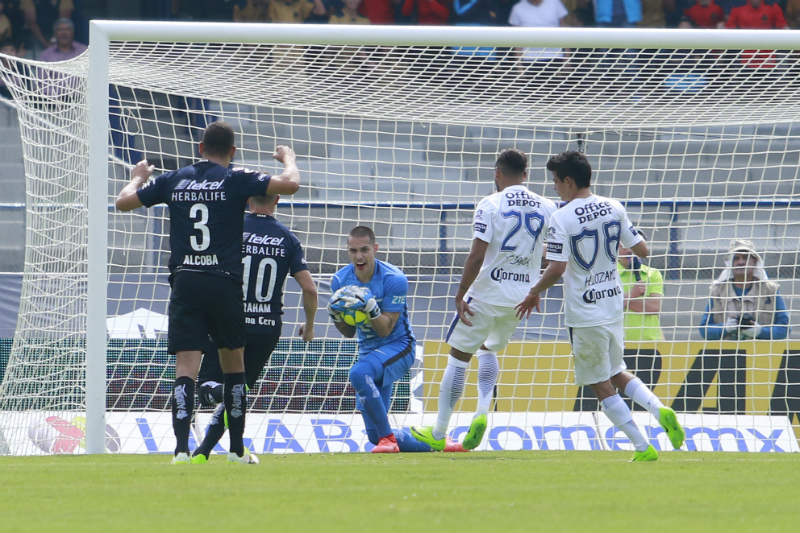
[329,226,464,453]
[699,239,789,340]
[191,192,318,462]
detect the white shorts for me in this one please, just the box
[569,319,627,386]
[446,298,520,354]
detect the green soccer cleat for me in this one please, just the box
[659,407,685,450]
[228,449,259,465]
[462,414,487,450]
[409,426,446,451]
[630,445,658,462]
[170,452,191,465]
[190,453,208,464]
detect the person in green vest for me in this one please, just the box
[617,240,664,341]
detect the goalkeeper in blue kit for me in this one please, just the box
[329,226,465,453]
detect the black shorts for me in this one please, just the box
[198,323,281,388]
[167,270,246,354]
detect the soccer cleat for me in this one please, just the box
[462,414,487,450]
[371,434,400,453]
[630,445,658,462]
[409,426,446,451]
[443,437,468,453]
[190,453,208,464]
[227,449,259,464]
[658,407,686,450]
[171,452,191,464]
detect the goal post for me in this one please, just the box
[86,22,110,455]
[1,22,799,455]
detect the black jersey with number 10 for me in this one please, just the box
[136,161,271,281]
[241,213,307,331]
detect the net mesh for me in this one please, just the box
[0,36,798,454]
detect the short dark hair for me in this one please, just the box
[495,149,527,177]
[546,151,592,189]
[53,18,74,32]
[201,121,235,157]
[349,225,375,243]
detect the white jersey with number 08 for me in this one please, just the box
[545,194,643,327]
[466,184,558,307]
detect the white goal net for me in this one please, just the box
[0,24,798,455]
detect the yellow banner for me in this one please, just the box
[421,341,800,423]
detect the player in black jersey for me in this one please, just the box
[115,121,301,464]
[191,192,318,462]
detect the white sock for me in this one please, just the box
[476,349,498,417]
[601,393,649,452]
[624,377,665,420]
[433,355,469,440]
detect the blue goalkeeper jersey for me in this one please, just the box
[331,259,415,355]
[136,161,271,281]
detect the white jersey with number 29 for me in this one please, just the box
[467,184,558,307]
[545,194,643,327]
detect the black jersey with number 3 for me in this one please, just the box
[136,161,271,281]
[241,212,307,332]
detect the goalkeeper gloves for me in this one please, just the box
[328,285,382,322]
[349,285,382,320]
[329,286,361,312]
[364,293,381,320]
[327,289,345,323]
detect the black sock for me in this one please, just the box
[224,372,247,456]
[193,403,226,459]
[171,376,195,455]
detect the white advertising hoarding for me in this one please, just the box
[2,411,796,455]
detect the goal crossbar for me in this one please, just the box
[90,21,800,49]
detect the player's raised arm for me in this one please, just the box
[266,145,300,195]
[115,160,154,211]
[294,270,318,342]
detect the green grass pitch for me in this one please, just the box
[1,451,796,532]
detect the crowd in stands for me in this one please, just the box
[0,0,797,65]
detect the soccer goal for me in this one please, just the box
[0,23,799,455]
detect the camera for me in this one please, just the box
[738,313,756,327]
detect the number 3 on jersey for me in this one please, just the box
[189,203,210,251]
[571,221,621,270]
[500,210,544,253]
